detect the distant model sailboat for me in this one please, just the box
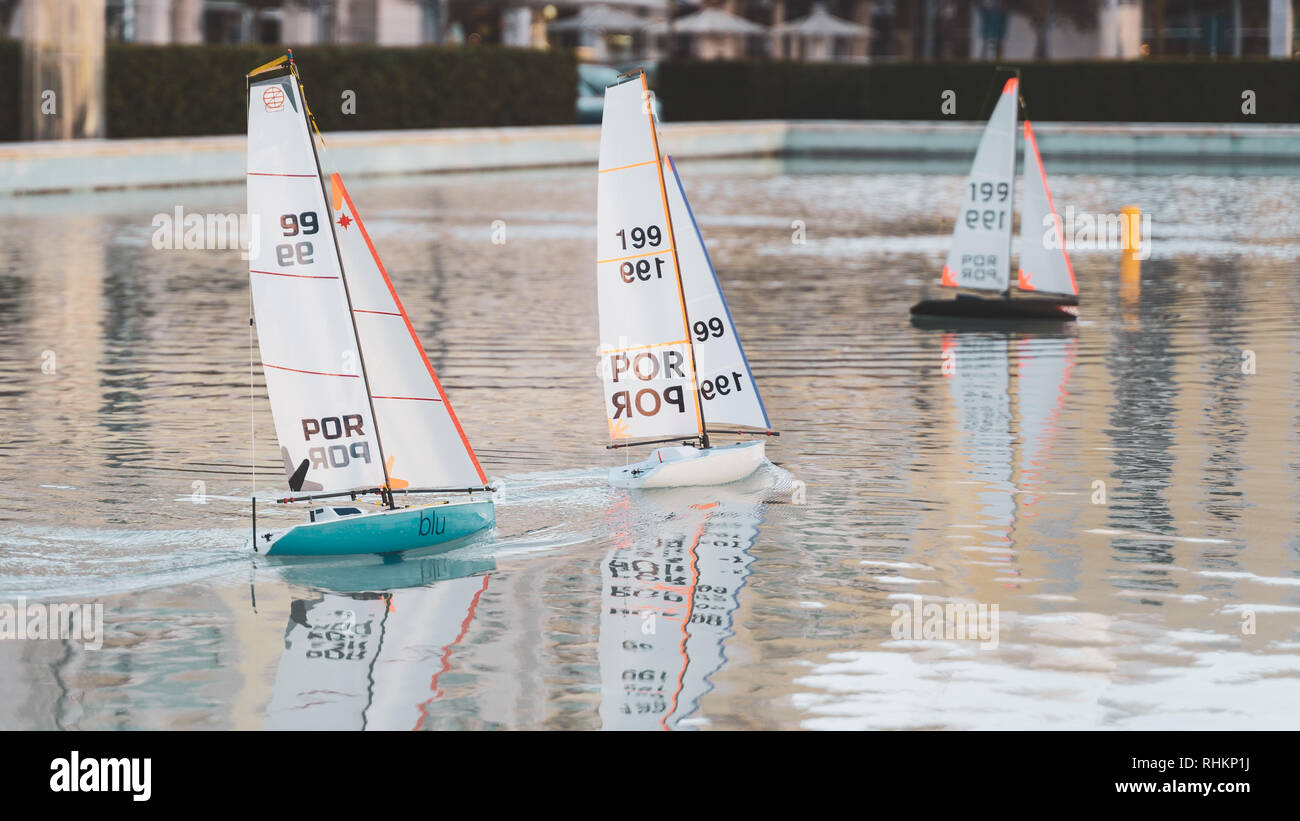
[911,78,1079,321]
[596,70,777,489]
[246,52,493,556]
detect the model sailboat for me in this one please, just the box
[911,78,1079,321]
[246,53,493,556]
[596,70,776,489]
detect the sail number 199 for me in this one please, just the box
[615,224,667,284]
[615,225,662,251]
[964,181,1009,232]
[700,371,744,401]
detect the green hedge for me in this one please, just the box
[0,40,19,141]
[105,44,576,138]
[658,59,1300,123]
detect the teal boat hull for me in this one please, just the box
[265,500,495,557]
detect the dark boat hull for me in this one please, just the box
[910,294,1078,325]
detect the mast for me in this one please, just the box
[639,71,711,449]
[1004,70,1021,300]
[289,56,395,505]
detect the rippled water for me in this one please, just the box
[1,156,1298,729]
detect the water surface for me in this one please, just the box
[0,157,1297,729]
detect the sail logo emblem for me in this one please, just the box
[262,86,286,112]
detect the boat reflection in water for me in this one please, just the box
[263,550,495,730]
[598,471,776,730]
[941,328,1079,549]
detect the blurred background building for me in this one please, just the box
[2,1,1295,61]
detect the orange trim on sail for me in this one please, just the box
[1002,77,1019,96]
[331,173,489,485]
[598,247,675,266]
[1023,121,1078,296]
[383,455,410,490]
[662,517,707,731]
[601,338,689,354]
[940,265,958,288]
[262,362,359,379]
[639,81,702,441]
[599,158,660,174]
[1017,268,1034,290]
[412,575,490,730]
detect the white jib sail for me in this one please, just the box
[248,72,385,494]
[663,156,771,431]
[1016,121,1078,297]
[941,77,1020,294]
[596,73,703,442]
[329,174,488,489]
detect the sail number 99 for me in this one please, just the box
[700,371,744,401]
[615,225,662,250]
[693,317,725,341]
[280,212,319,236]
[277,211,319,267]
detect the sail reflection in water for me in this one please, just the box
[598,480,768,730]
[942,331,1079,541]
[264,555,495,730]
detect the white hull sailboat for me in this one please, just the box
[595,70,777,489]
[245,52,494,556]
[608,440,767,490]
[911,77,1079,323]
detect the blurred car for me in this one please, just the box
[577,63,665,124]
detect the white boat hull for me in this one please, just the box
[609,440,766,489]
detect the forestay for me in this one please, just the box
[1016,121,1078,297]
[941,77,1020,294]
[596,73,703,442]
[664,156,770,431]
[330,174,488,489]
[248,72,384,494]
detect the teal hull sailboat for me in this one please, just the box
[262,499,494,557]
[245,52,494,556]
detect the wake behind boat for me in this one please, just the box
[595,70,777,489]
[911,77,1079,323]
[245,52,493,556]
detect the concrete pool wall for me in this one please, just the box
[1,120,1297,196]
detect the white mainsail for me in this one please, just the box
[943,332,1015,529]
[248,71,385,494]
[941,77,1020,294]
[596,73,703,442]
[264,575,490,730]
[1015,335,1077,506]
[1016,121,1078,297]
[663,156,771,432]
[329,174,488,489]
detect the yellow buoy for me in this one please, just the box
[1120,206,1141,324]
